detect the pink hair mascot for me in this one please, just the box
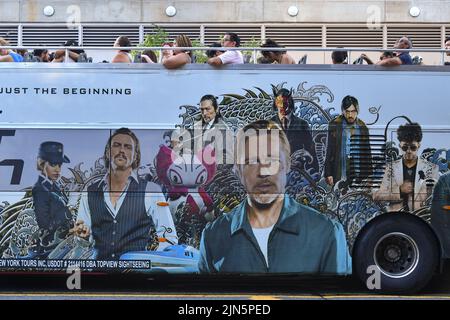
[155,144,217,221]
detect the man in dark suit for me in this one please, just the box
[270,88,319,173]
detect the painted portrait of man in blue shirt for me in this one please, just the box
[199,120,352,274]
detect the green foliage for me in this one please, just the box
[132,25,170,61]
[191,38,208,64]
[142,26,170,47]
[241,37,262,63]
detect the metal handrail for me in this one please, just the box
[2,45,449,64]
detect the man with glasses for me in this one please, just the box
[325,95,372,187]
[374,123,439,212]
[207,32,243,66]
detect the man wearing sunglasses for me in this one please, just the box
[374,123,439,212]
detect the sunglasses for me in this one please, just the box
[401,145,418,152]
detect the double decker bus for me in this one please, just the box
[0,49,449,293]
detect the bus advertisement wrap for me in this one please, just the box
[0,65,449,291]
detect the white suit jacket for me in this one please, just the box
[374,157,440,212]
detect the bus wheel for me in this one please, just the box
[353,213,439,293]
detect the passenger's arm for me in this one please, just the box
[377,57,402,66]
[360,54,374,65]
[0,55,13,62]
[68,51,80,62]
[162,53,190,69]
[207,56,223,66]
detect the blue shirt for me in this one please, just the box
[199,195,352,274]
[397,52,412,65]
[9,51,23,62]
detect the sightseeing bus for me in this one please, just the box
[0,55,449,293]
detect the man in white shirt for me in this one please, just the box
[207,32,243,66]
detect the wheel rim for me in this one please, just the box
[373,232,419,278]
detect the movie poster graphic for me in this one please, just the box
[0,81,448,274]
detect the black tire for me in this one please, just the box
[353,213,440,293]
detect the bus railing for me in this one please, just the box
[1,45,450,65]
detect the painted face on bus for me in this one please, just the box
[200,99,217,123]
[110,133,135,170]
[236,131,289,206]
[343,104,358,124]
[44,162,62,181]
[400,140,420,162]
[275,95,292,117]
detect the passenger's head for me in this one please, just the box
[341,95,359,124]
[206,42,223,58]
[331,50,348,64]
[261,39,286,63]
[395,36,412,50]
[36,141,70,181]
[380,51,394,61]
[142,49,157,63]
[235,120,290,206]
[114,36,132,52]
[199,95,219,123]
[273,88,295,117]
[104,128,141,171]
[63,40,84,54]
[222,33,240,48]
[0,37,10,55]
[397,122,422,161]
[174,34,192,57]
[33,48,50,62]
[445,37,450,56]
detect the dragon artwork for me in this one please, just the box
[0,81,449,258]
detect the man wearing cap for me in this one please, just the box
[77,128,178,260]
[31,141,89,257]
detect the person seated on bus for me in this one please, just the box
[33,48,50,62]
[444,37,450,65]
[260,39,296,64]
[206,42,224,59]
[162,35,192,69]
[51,40,84,63]
[111,36,133,63]
[331,49,348,64]
[31,142,90,257]
[373,123,439,212]
[77,128,178,260]
[360,51,394,64]
[0,37,23,62]
[199,120,351,274]
[378,36,413,66]
[141,49,157,63]
[208,32,243,66]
